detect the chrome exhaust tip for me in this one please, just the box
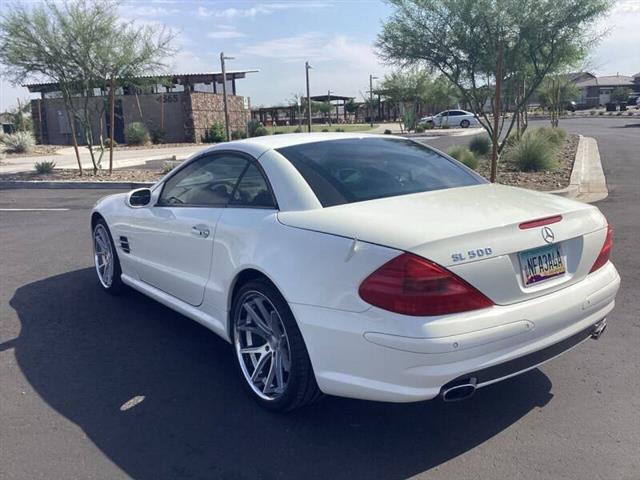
[441,377,477,402]
[591,319,607,340]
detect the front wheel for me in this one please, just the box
[460,119,470,128]
[232,279,322,411]
[93,219,124,294]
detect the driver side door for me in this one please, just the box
[127,152,250,306]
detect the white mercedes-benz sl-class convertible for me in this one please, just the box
[91,133,620,411]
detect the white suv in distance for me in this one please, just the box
[420,109,479,128]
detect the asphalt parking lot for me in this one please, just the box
[1,118,638,479]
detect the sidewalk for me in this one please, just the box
[0,145,204,174]
[371,122,484,137]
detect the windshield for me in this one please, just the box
[276,137,486,207]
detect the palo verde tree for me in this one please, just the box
[377,0,610,181]
[0,0,174,174]
[538,74,580,127]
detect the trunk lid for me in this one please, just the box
[278,184,607,305]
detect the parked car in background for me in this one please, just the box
[419,109,479,128]
[91,133,619,412]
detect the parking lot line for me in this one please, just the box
[0,208,70,211]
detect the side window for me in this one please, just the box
[159,154,248,206]
[231,163,276,208]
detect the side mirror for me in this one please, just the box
[126,188,152,208]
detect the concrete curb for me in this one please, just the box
[549,135,608,203]
[0,181,153,190]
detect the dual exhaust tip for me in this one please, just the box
[441,318,608,403]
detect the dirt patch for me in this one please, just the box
[476,134,579,191]
[0,168,163,183]
[3,145,65,158]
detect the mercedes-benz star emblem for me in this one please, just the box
[541,226,555,244]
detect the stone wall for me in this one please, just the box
[188,92,250,142]
[122,93,187,143]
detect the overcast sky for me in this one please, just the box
[1,0,639,112]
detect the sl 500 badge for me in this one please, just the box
[451,247,493,263]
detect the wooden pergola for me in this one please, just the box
[309,94,353,122]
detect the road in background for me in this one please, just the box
[1,117,638,479]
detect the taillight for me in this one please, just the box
[590,225,613,273]
[358,253,494,316]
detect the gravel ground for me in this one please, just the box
[0,168,164,182]
[2,144,64,158]
[1,135,579,191]
[476,133,579,191]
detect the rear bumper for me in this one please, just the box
[290,262,620,402]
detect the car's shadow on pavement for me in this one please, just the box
[10,268,553,480]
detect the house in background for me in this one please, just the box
[575,73,640,107]
[0,112,15,134]
[25,70,257,145]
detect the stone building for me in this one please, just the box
[26,71,257,145]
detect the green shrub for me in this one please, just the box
[468,135,491,156]
[616,111,622,116]
[598,111,604,116]
[161,161,176,174]
[321,128,329,132]
[424,122,434,130]
[124,122,150,146]
[150,128,165,144]
[628,111,634,116]
[202,122,226,143]
[535,127,566,147]
[253,126,269,137]
[273,131,284,135]
[448,146,478,170]
[103,138,118,148]
[247,119,263,137]
[34,160,56,174]
[293,127,303,133]
[415,125,425,133]
[1,131,35,153]
[441,124,450,129]
[505,131,557,172]
[335,127,345,132]
[231,129,247,140]
[590,110,596,115]
[384,129,392,134]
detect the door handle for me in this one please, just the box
[191,224,210,238]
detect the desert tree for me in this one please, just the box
[0,0,174,174]
[538,74,580,127]
[377,0,610,181]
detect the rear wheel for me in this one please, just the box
[232,279,322,411]
[93,220,124,294]
[460,119,470,128]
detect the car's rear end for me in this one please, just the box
[269,135,620,402]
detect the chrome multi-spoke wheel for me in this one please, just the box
[94,224,114,288]
[92,220,123,293]
[232,279,321,411]
[234,291,291,400]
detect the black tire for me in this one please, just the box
[460,119,470,128]
[92,219,125,295]
[231,278,322,412]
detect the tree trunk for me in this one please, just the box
[490,43,504,183]
[66,109,83,176]
[109,79,115,175]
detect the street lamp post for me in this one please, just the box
[305,61,313,133]
[369,74,378,127]
[220,52,234,141]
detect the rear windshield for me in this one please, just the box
[276,138,486,207]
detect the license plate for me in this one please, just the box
[519,244,566,286]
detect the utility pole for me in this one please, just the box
[220,52,234,141]
[369,74,378,127]
[305,61,312,133]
